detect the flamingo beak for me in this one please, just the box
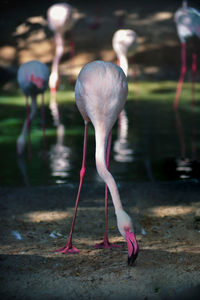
[125,231,139,266]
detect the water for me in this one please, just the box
[0,82,200,187]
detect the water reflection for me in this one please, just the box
[144,158,155,183]
[174,110,199,180]
[114,109,134,162]
[49,124,71,184]
[49,92,61,128]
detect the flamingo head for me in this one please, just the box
[116,209,139,266]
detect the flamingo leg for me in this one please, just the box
[191,44,197,106]
[26,96,31,159]
[55,122,88,254]
[174,42,187,110]
[94,130,120,249]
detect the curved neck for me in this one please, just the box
[118,55,128,76]
[52,32,64,73]
[95,127,123,212]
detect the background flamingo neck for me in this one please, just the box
[118,55,128,76]
[52,32,64,73]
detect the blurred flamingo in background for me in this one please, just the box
[112,29,137,163]
[17,60,49,157]
[112,29,137,78]
[47,2,74,133]
[47,2,73,94]
[174,0,200,110]
[55,61,139,266]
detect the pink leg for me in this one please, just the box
[41,94,47,159]
[94,130,120,249]
[55,122,88,254]
[174,42,187,110]
[191,47,197,106]
[26,96,31,159]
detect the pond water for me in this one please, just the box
[0,81,200,187]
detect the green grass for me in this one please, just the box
[1,80,200,106]
[0,80,200,145]
[128,81,200,103]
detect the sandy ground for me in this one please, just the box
[0,181,200,299]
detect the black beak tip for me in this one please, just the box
[128,251,138,266]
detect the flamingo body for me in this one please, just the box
[175,4,200,43]
[17,60,49,95]
[75,61,128,128]
[17,60,49,155]
[56,61,139,265]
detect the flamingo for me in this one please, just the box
[47,2,73,95]
[47,3,74,140]
[17,60,49,156]
[174,0,200,110]
[55,60,139,266]
[112,29,137,163]
[112,29,137,78]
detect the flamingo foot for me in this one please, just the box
[94,239,121,249]
[55,244,80,254]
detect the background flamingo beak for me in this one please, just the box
[125,231,139,266]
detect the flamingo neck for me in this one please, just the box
[52,32,64,74]
[95,127,123,212]
[182,1,187,8]
[118,55,128,76]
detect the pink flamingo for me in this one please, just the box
[47,2,73,95]
[112,29,137,78]
[55,61,139,265]
[17,60,49,157]
[47,3,74,138]
[174,0,200,110]
[112,29,137,163]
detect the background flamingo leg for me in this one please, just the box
[94,130,121,249]
[55,122,88,254]
[174,42,187,110]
